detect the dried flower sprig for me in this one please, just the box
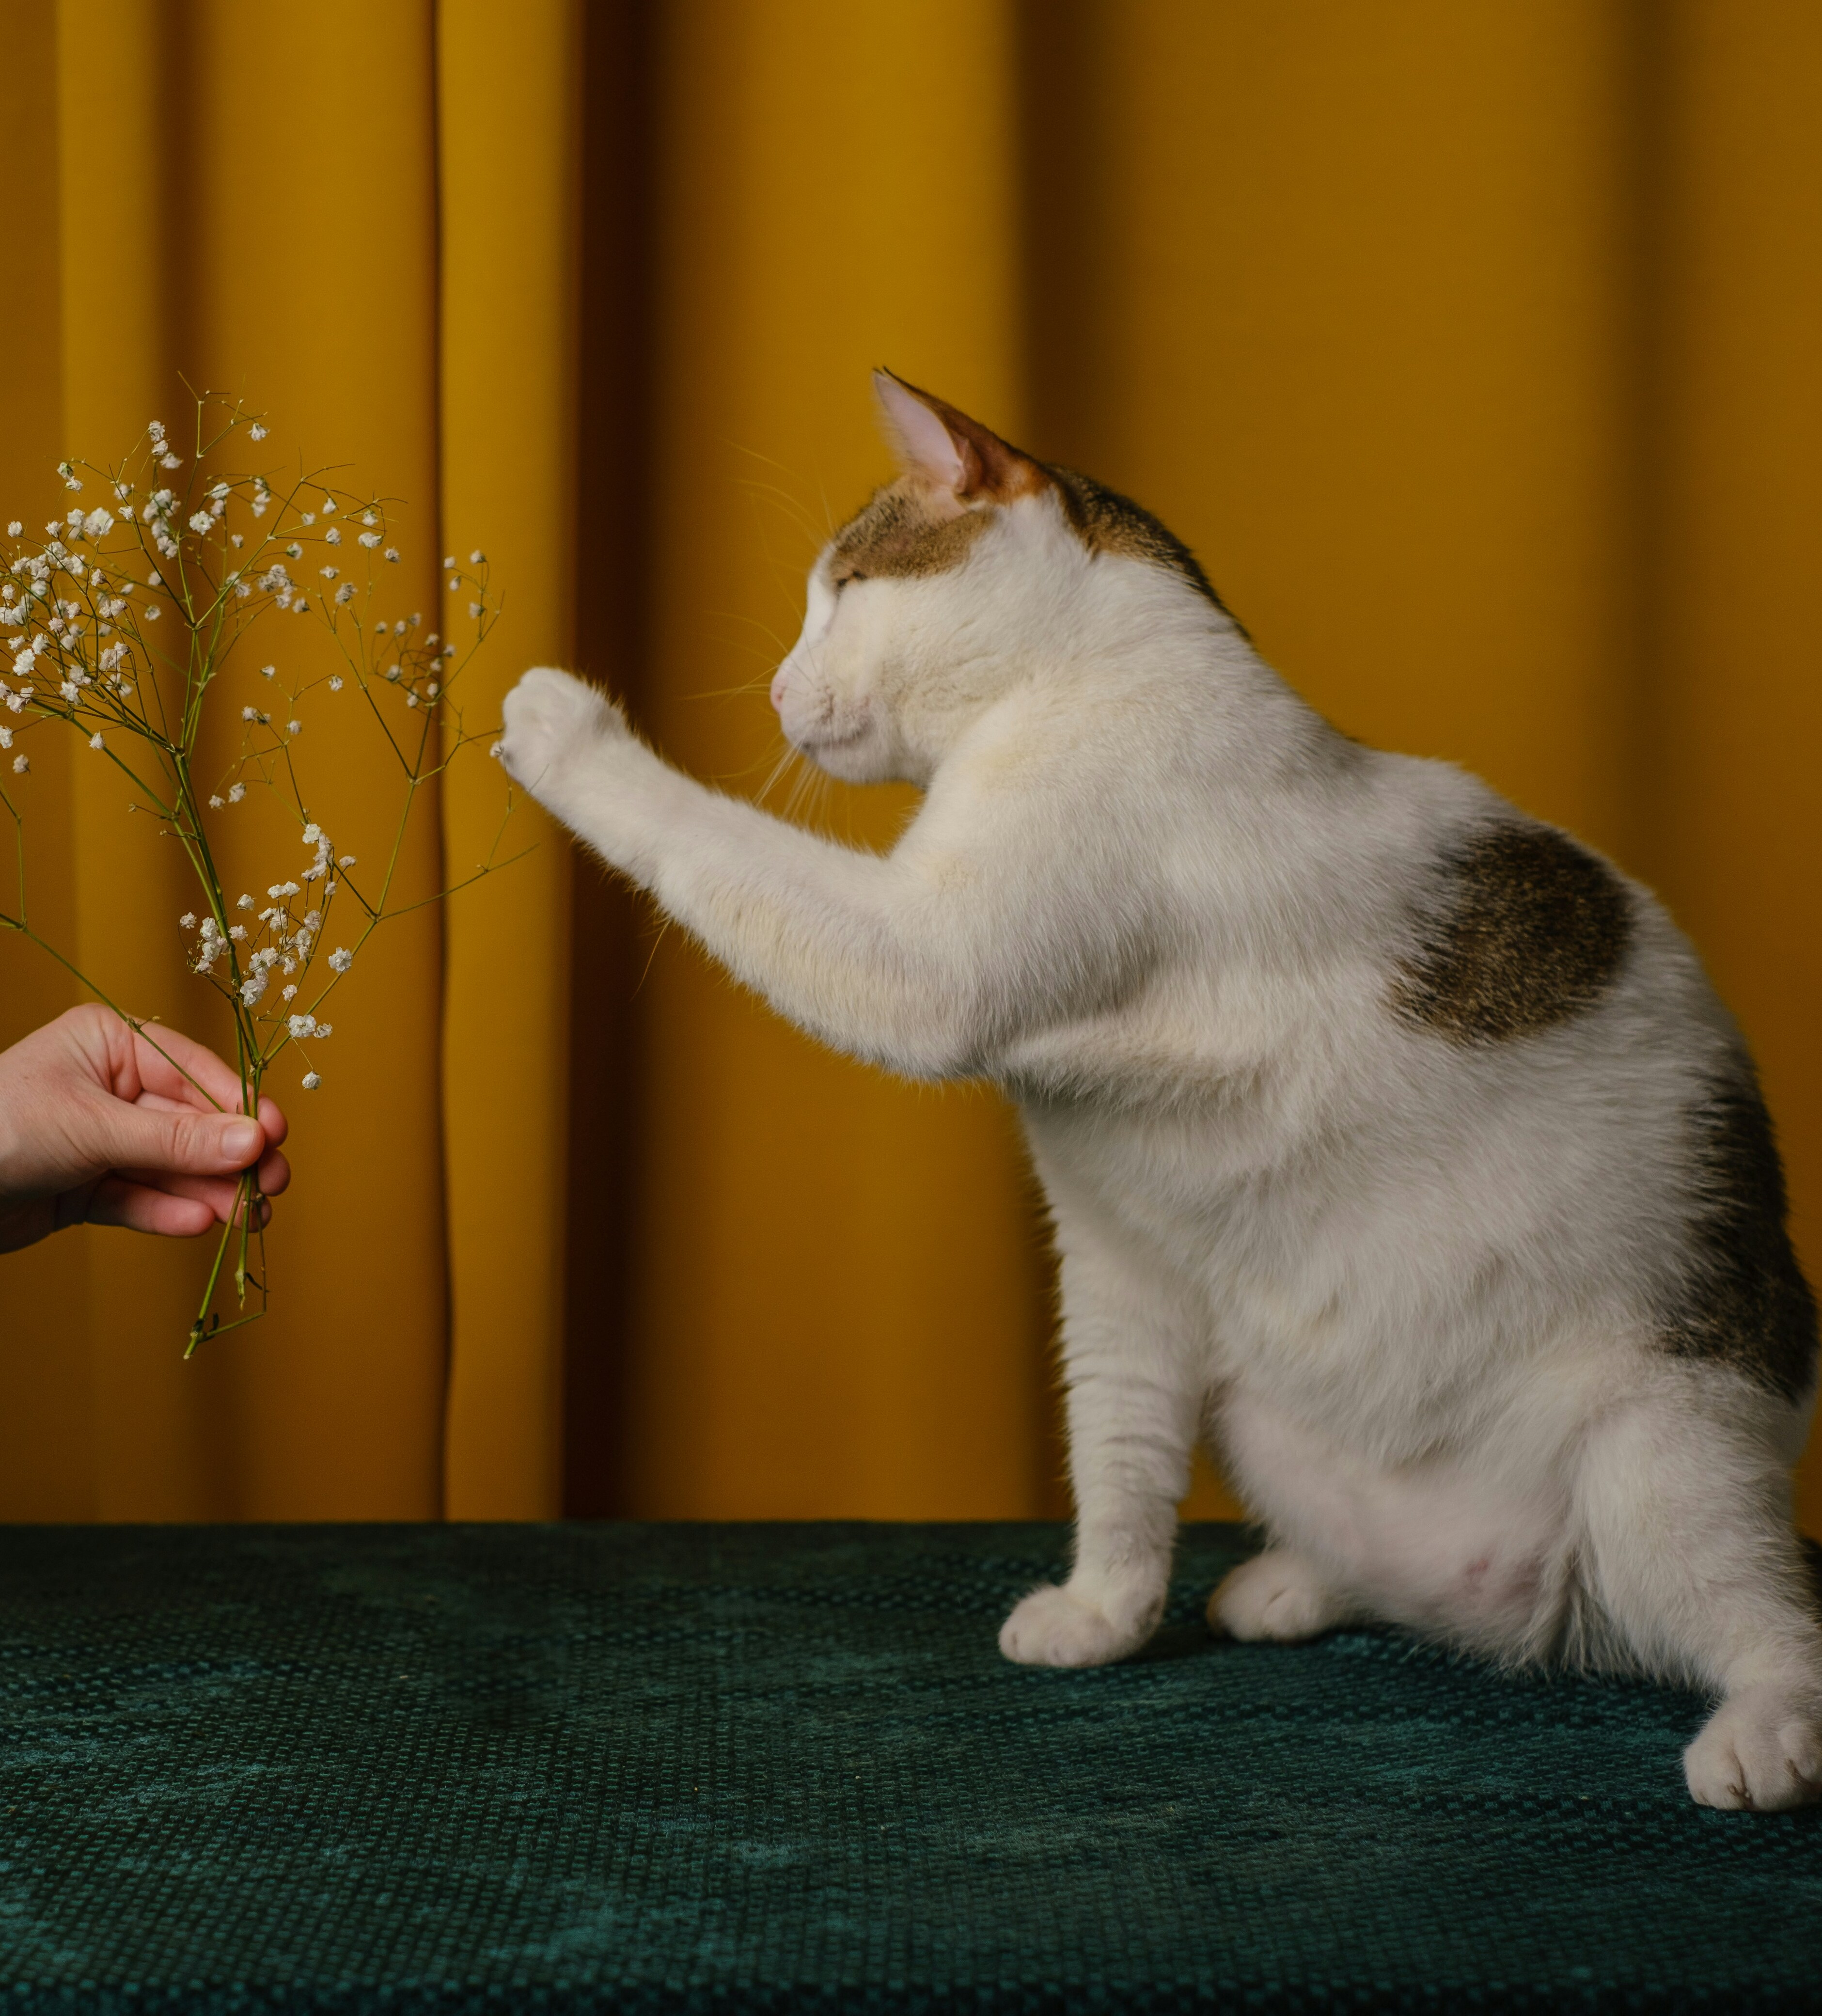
[0,395,521,1353]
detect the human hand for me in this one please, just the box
[0,1004,291,1254]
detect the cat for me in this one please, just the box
[500,370,1822,1811]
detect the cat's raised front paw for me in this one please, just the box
[1208,1549,1352,1643]
[1684,1685,1822,1811]
[998,1585,1147,1668]
[499,666,624,799]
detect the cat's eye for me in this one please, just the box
[833,569,865,593]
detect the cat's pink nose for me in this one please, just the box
[770,670,788,712]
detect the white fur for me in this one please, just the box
[502,427,1822,1811]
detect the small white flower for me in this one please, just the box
[11,753,27,773]
[228,783,246,803]
[362,511,377,527]
[236,893,253,910]
[281,984,298,1002]
[469,602,481,618]
[406,692,419,708]
[259,664,276,679]
[143,603,160,620]
[328,675,344,692]
[160,453,182,469]
[241,706,258,722]
[319,566,338,581]
[250,423,268,441]
[301,1071,321,1090]
[179,912,197,929]
[322,500,337,517]
[301,513,315,527]
[287,719,301,733]
[333,584,353,606]
[301,822,321,845]
[358,532,381,549]
[324,527,342,546]
[339,854,356,867]
[469,550,485,565]
[208,794,224,808]
[287,1013,316,1039]
[442,555,455,569]
[88,731,103,750]
[315,1024,332,1040]
[228,924,247,942]
[240,974,266,1006]
[427,682,439,697]
[188,513,211,534]
[5,522,19,537]
[384,547,400,563]
[327,946,353,973]
[83,508,113,540]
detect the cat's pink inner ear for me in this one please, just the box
[872,371,1046,505]
[874,371,970,492]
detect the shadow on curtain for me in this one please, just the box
[0,1,1817,1533]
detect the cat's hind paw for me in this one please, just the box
[1208,1549,1354,1643]
[499,666,625,800]
[1684,1685,1822,1811]
[998,1585,1148,1668]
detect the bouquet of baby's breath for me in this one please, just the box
[0,396,518,1351]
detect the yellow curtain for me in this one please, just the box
[1,1,1818,1535]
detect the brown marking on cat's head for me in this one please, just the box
[829,482,996,586]
[854,373,1241,623]
[1392,822,1634,1042]
[1658,1061,1819,1402]
[1039,462,1247,632]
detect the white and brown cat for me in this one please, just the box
[501,371,1822,1811]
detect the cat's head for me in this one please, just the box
[769,373,1236,785]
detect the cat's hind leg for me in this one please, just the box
[999,1224,1203,1669]
[1575,1379,1822,1811]
[1208,1548,1363,1642]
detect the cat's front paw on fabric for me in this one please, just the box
[1684,1685,1822,1810]
[1207,1548,1351,1643]
[998,1585,1148,1667]
[499,666,625,799]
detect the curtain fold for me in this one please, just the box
[437,0,582,1521]
[0,0,1816,1533]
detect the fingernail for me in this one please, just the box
[220,1119,261,1162]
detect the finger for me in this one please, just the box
[118,1167,249,1222]
[94,1098,267,1180]
[127,1024,249,1114]
[257,1146,291,1197]
[84,1177,218,1238]
[139,1088,289,1158]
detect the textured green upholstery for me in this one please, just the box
[0,1521,1817,2012]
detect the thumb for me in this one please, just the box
[94,1100,265,1179]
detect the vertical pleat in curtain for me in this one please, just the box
[0,1,1817,1533]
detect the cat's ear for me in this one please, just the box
[872,370,1045,504]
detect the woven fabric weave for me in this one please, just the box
[0,1521,1816,2013]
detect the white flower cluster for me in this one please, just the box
[3,396,507,1120]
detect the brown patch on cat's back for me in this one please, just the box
[1041,464,1246,632]
[1393,822,1634,1043]
[1661,1065,1819,1402]
[829,480,993,584]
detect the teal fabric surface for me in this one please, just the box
[0,1521,1816,2013]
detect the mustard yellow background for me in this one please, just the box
[0,1,1817,1535]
